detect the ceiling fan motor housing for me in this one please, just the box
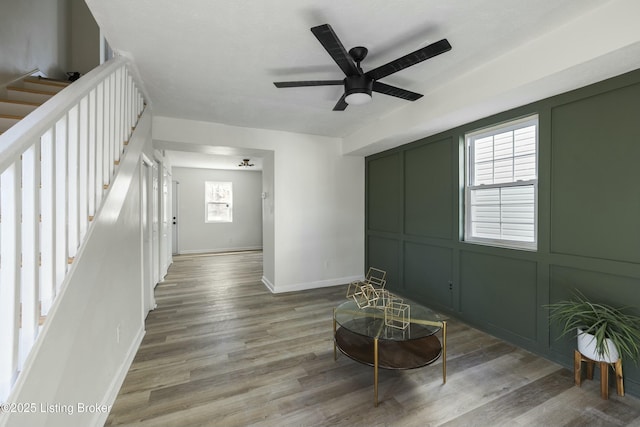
[344,75,373,98]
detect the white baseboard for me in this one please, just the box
[267,275,363,294]
[261,276,275,293]
[95,327,145,427]
[178,246,262,255]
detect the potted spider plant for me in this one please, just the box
[547,290,640,363]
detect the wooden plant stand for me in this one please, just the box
[574,350,624,399]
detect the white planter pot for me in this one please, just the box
[577,328,620,363]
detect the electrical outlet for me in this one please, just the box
[448,281,453,291]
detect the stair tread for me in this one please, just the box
[23,77,71,87]
[0,113,24,120]
[8,86,57,95]
[0,98,41,106]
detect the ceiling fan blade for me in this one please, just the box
[311,24,361,77]
[333,93,348,111]
[274,80,343,88]
[372,81,423,101]
[366,39,452,81]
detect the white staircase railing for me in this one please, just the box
[0,56,145,402]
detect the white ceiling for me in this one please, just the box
[167,150,263,171]
[86,0,640,156]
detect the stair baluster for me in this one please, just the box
[0,58,145,403]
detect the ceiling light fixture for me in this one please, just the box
[345,91,372,105]
[238,158,254,167]
[344,75,372,105]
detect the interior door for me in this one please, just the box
[152,161,160,286]
[172,180,179,255]
[160,167,171,276]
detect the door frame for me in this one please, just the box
[141,154,156,317]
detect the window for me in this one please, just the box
[464,115,538,249]
[205,181,232,222]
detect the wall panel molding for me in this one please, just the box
[365,67,640,396]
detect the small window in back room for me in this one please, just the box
[464,115,538,250]
[205,181,232,223]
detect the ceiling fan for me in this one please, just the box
[273,24,452,111]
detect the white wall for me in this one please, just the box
[0,0,70,85]
[0,111,152,427]
[172,167,262,254]
[69,0,100,75]
[261,151,275,286]
[0,0,100,86]
[153,116,365,293]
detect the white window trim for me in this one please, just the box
[464,115,539,251]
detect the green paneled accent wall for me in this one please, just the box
[404,138,453,239]
[550,83,640,262]
[365,68,640,396]
[367,235,400,290]
[460,251,537,344]
[404,242,452,310]
[367,153,401,233]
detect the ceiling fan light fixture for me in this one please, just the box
[344,75,373,106]
[345,92,372,105]
[238,158,254,167]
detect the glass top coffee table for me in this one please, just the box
[333,298,447,406]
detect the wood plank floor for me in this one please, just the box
[106,251,640,426]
